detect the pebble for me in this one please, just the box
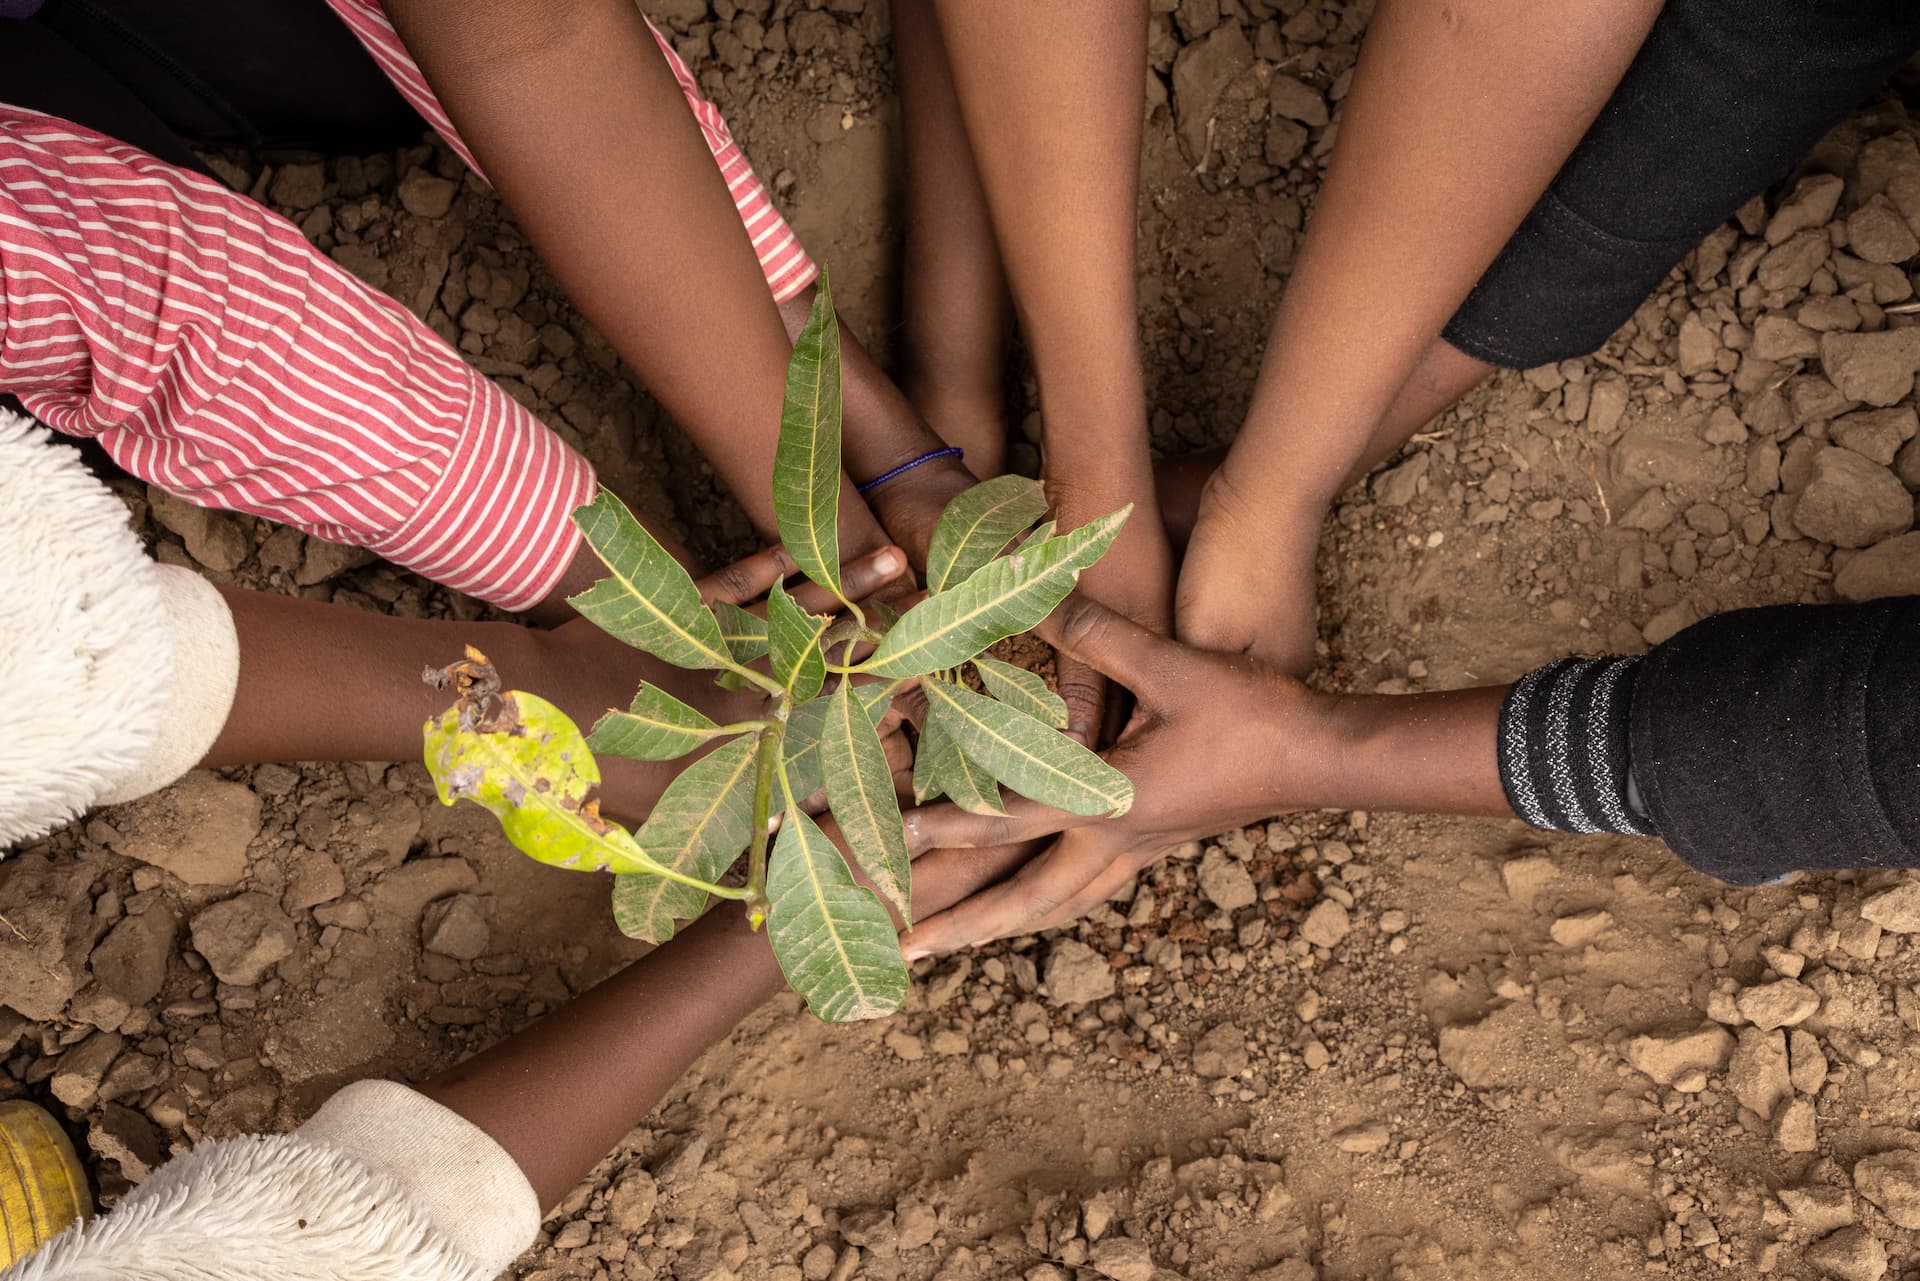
[1299,900,1351,949]
[1806,1226,1889,1281]
[106,773,261,886]
[1089,1237,1156,1281]
[1736,979,1821,1030]
[1192,1022,1248,1078]
[1782,1183,1856,1235]
[1791,1029,1831,1094]
[1197,848,1257,911]
[1820,327,1920,407]
[1853,1149,1920,1229]
[1791,449,1913,548]
[1860,882,1920,933]
[1045,939,1116,1006]
[396,168,458,219]
[1625,1025,1734,1087]
[1764,174,1845,244]
[1847,194,1919,264]
[421,892,493,960]
[1837,533,1920,602]
[88,907,179,1010]
[1549,909,1613,948]
[1726,1027,1791,1119]
[1333,1121,1390,1154]
[190,893,296,986]
[1775,1097,1818,1153]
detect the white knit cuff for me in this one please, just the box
[97,566,239,805]
[298,1081,541,1276]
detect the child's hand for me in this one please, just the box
[896,591,1336,955]
[860,452,979,571]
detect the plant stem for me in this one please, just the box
[742,701,788,927]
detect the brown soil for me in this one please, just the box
[6,4,1920,1280]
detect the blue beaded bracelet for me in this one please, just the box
[856,446,964,495]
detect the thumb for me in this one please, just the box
[1038,592,1175,695]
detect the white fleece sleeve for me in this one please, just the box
[297,1080,542,1275]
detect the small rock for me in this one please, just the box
[884,1028,925,1062]
[1676,313,1719,376]
[147,488,249,571]
[1782,1183,1856,1235]
[1170,24,1255,161]
[1807,1226,1888,1281]
[1836,534,1920,602]
[1847,194,1919,265]
[1299,900,1351,949]
[106,773,261,885]
[88,1103,164,1182]
[268,161,326,210]
[1089,1237,1156,1281]
[1192,1022,1248,1078]
[1269,74,1329,126]
[1372,452,1429,507]
[1764,174,1845,245]
[1727,1027,1792,1119]
[190,893,296,985]
[0,855,95,1019]
[396,168,458,219]
[606,1167,658,1230]
[1820,328,1920,407]
[283,855,347,913]
[88,907,179,1009]
[50,1031,124,1109]
[1198,848,1258,911]
[1860,882,1920,933]
[295,538,379,587]
[420,892,493,960]
[1044,939,1115,1006]
[1853,1149,1920,1229]
[1791,1029,1830,1094]
[1792,449,1913,548]
[1758,229,1831,292]
[1832,407,1918,467]
[1775,1097,1818,1153]
[1549,909,1613,948]
[1333,1121,1390,1154]
[1625,1024,1734,1087]
[1738,979,1821,1031]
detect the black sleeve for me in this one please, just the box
[1629,597,1919,885]
[1497,597,1920,885]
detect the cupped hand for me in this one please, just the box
[1174,469,1323,679]
[896,591,1338,957]
[1048,474,1175,747]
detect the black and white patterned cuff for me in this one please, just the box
[1498,655,1658,837]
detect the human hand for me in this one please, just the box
[1048,470,1175,746]
[896,591,1337,956]
[860,451,980,572]
[1174,468,1325,679]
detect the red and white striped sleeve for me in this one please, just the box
[324,0,818,303]
[0,104,595,613]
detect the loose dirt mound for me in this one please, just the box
[5,3,1920,1279]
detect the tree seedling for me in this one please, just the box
[422,275,1131,1021]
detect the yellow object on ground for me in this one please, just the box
[0,1100,90,1268]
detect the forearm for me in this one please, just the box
[1220,0,1660,509]
[927,0,1154,483]
[1303,684,1514,818]
[382,0,885,554]
[418,900,782,1210]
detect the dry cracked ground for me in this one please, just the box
[5,2,1920,1280]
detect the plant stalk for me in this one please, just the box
[742,701,788,927]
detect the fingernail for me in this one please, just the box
[872,550,902,577]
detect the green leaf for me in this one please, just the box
[972,655,1069,730]
[569,488,731,671]
[425,692,656,875]
[713,600,769,663]
[861,507,1131,679]
[588,683,729,761]
[615,734,761,943]
[926,474,1051,593]
[821,683,911,920]
[765,805,908,1022]
[935,737,1008,817]
[768,581,829,701]
[773,271,843,598]
[922,679,1133,816]
[783,682,892,812]
[912,698,949,805]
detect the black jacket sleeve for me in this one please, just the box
[1498,597,1919,884]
